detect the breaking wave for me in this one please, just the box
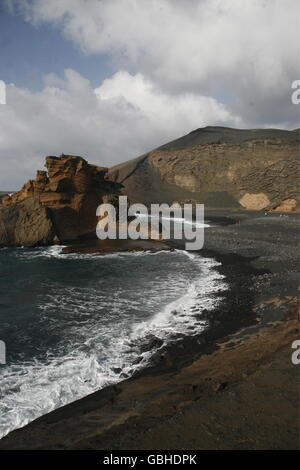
[0,246,227,439]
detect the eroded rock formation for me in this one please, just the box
[0,197,56,247]
[0,155,122,246]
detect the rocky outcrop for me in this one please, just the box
[0,197,56,247]
[107,126,299,212]
[0,155,122,246]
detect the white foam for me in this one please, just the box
[34,245,161,261]
[137,213,210,228]
[15,245,67,260]
[16,245,175,261]
[131,251,226,340]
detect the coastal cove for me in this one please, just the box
[0,216,228,439]
[0,1,299,454]
[0,211,298,449]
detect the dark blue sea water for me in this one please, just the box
[0,246,227,438]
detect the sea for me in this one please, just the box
[0,242,227,439]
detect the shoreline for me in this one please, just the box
[0,210,299,449]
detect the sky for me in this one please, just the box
[0,0,299,190]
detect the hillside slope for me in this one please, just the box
[107,126,299,211]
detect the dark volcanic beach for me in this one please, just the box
[0,211,299,450]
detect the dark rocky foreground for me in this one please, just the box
[0,211,299,450]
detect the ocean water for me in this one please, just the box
[0,246,227,439]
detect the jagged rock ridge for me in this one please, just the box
[0,155,122,246]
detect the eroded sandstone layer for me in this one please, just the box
[0,155,122,246]
[107,126,299,211]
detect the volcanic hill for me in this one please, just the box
[107,126,299,212]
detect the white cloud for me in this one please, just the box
[0,69,240,189]
[9,0,299,126]
[96,71,240,127]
